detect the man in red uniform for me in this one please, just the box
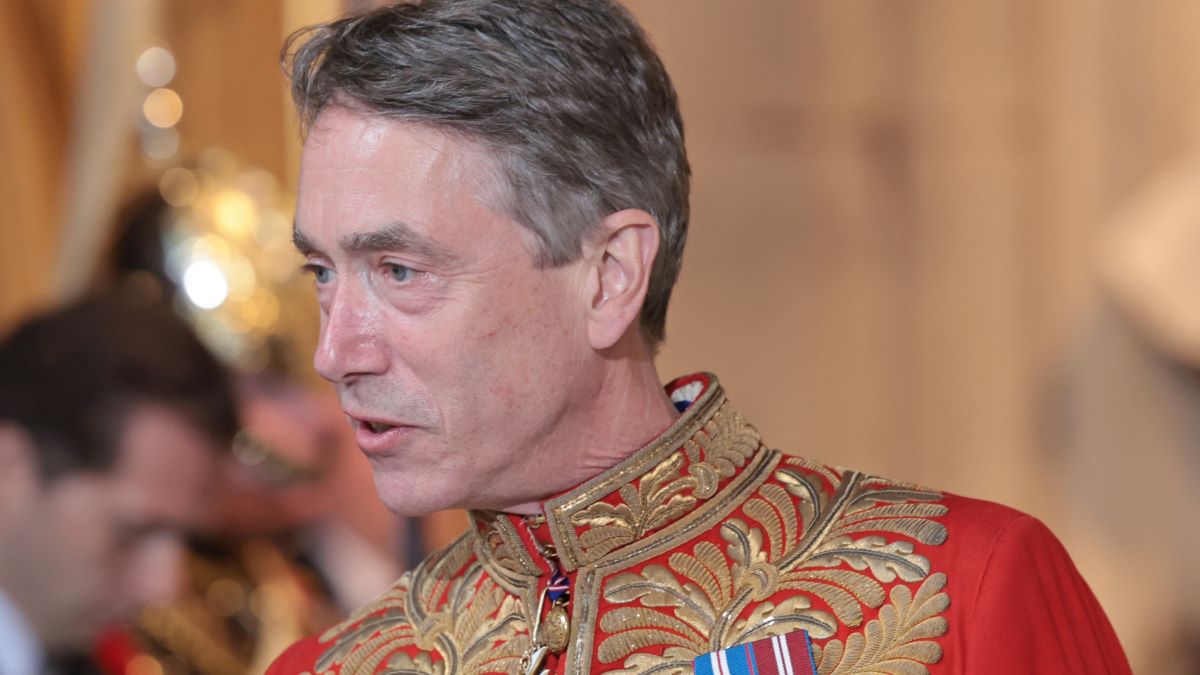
[271,1,1131,673]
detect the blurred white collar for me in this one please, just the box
[0,586,43,675]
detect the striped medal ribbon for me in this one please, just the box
[692,631,818,675]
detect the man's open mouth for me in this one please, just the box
[349,415,405,435]
[362,420,396,434]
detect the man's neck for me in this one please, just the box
[500,358,680,516]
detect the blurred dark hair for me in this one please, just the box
[283,0,690,345]
[0,293,238,480]
[108,189,177,298]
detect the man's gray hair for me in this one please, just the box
[284,0,689,345]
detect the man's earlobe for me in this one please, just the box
[587,209,660,350]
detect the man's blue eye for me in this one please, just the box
[304,264,332,284]
[385,263,414,283]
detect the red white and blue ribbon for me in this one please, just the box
[546,562,570,602]
[692,631,818,675]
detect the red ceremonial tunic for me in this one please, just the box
[268,373,1130,675]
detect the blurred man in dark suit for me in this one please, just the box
[0,295,238,675]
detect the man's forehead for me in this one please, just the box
[304,108,511,208]
[305,107,395,152]
[294,108,541,266]
[304,107,483,174]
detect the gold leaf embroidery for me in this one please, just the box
[574,454,699,560]
[667,541,732,611]
[602,568,713,649]
[833,500,948,547]
[722,519,778,602]
[742,483,800,561]
[805,535,931,584]
[599,518,839,665]
[316,579,413,670]
[682,409,760,498]
[471,511,539,585]
[571,402,762,563]
[777,568,885,627]
[771,468,946,632]
[606,648,698,675]
[385,651,440,675]
[597,619,705,664]
[314,539,530,675]
[816,573,949,675]
[599,460,950,672]
[728,594,838,644]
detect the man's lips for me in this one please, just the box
[347,414,416,455]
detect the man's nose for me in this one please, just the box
[313,283,389,383]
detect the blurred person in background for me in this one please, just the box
[0,294,238,675]
[269,1,1131,674]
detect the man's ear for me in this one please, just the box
[0,424,42,528]
[585,209,660,350]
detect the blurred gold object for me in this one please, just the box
[154,155,314,375]
[136,539,335,675]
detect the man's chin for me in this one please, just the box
[373,473,461,517]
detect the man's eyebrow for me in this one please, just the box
[342,221,449,260]
[293,225,316,255]
[293,221,460,267]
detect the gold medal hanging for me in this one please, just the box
[521,526,572,674]
[522,584,566,675]
[538,596,571,653]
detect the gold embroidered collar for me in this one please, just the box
[468,372,764,574]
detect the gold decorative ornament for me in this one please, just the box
[539,601,571,654]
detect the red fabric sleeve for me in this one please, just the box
[962,514,1131,674]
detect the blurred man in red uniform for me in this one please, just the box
[0,295,237,675]
[270,1,1131,673]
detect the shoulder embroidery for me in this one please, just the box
[597,456,951,675]
[313,535,532,674]
[814,573,949,675]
